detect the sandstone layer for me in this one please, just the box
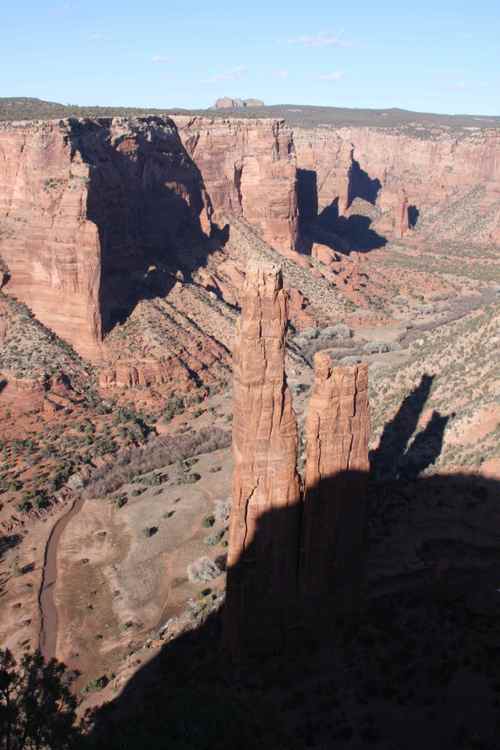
[174,116,299,253]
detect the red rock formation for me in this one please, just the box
[174,116,299,253]
[213,98,265,109]
[224,258,302,653]
[0,117,213,360]
[294,126,500,243]
[301,355,370,608]
[225,260,371,654]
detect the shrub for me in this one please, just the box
[82,675,109,694]
[114,494,128,508]
[16,500,32,514]
[214,498,231,525]
[202,515,215,528]
[187,556,223,583]
[163,395,185,422]
[204,529,225,546]
[179,472,201,485]
[34,495,50,510]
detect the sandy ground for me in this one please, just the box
[55,447,232,693]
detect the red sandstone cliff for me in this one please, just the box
[0,116,300,367]
[0,117,213,360]
[293,125,500,245]
[174,116,299,253]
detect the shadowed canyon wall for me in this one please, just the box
[0,117,213,359]
[225,259,370,655]
[0,116,300,360]
[294,126,500,245]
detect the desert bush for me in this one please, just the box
[363,341,390,354]
[141,472,168,487]
[178,472,201,485]
[82,675,109,694]
[204,529,225,546]
[187,556,223,583]
[214,498,231,525]
[113,494,128,509]
[163,395,185,422]
[16,500,32,514]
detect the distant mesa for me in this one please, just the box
[213,97,265,110]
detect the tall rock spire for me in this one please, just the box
[224,258,302,654]
[224,261,370,654]
[301,354,370,610]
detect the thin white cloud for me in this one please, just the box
[273,69,289,79]
[451,81,466,90]
[288,31,351,48]
[202,66,248,84]
[152,55,172,64]
[318,71,344,82]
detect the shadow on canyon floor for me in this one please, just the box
[297,163,387,255]
[371,373,453,481]
[68,117,229,335]
[81,380,500,749]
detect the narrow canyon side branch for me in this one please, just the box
[224,258,301,654]
[301,355,370,610]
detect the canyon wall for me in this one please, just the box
[174,116,299,253]
[0,117,213,359]
[0,116,300,362]
[293,126,500,244]
[0,120,103,359]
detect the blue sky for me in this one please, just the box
[1,0,499,115]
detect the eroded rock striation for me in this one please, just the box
[301,354,370,609]
[225,259,370,654]
[225,258,302,653]
[0,117,213,359]
[174,116,299,253]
